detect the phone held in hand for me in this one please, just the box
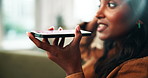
[30,30,92,38]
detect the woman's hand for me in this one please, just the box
[27,25,83,75]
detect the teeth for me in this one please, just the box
[99,24,106,27]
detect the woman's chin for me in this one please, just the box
[98,35,108,41]
[98,33,112,41]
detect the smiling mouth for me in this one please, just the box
[97,23,108,32]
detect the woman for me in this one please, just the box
[27,0,148,78]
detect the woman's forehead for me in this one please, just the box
[100,0,125,2]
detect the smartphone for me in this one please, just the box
[30,30,91,38]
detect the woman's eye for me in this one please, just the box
[108,3,117,8]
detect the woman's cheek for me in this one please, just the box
[112,11,128,22]
[106,13,129,39]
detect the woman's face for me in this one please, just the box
[96,0,135,40]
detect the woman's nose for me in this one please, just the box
[95,7,105,19]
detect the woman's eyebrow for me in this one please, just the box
[100,0,111,2]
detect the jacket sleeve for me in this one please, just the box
[66,72,85,78]
[115,57,148,78]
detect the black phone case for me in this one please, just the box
[31,30,91,38]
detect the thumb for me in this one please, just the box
[71,25,82,46]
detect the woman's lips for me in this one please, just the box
[97,23,108,32]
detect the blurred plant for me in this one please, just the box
[56,14,66,29]
[4,20,28,36]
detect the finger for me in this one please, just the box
[27,32,54,53]
[48,26,55,31]
[53,37,59,46]
[71,25,82,46]
[58,27,63,31]
[42,38,50,44]
[59,37,65,47]
[27,32,43,47]
[27,32,51,50]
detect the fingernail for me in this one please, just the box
[49,26,55,30]
[26,32,32,37]
[58,27,63,31]
[76,25,80,31]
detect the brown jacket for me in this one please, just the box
[66,56,148,78]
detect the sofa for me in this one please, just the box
[0,50,65,78]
